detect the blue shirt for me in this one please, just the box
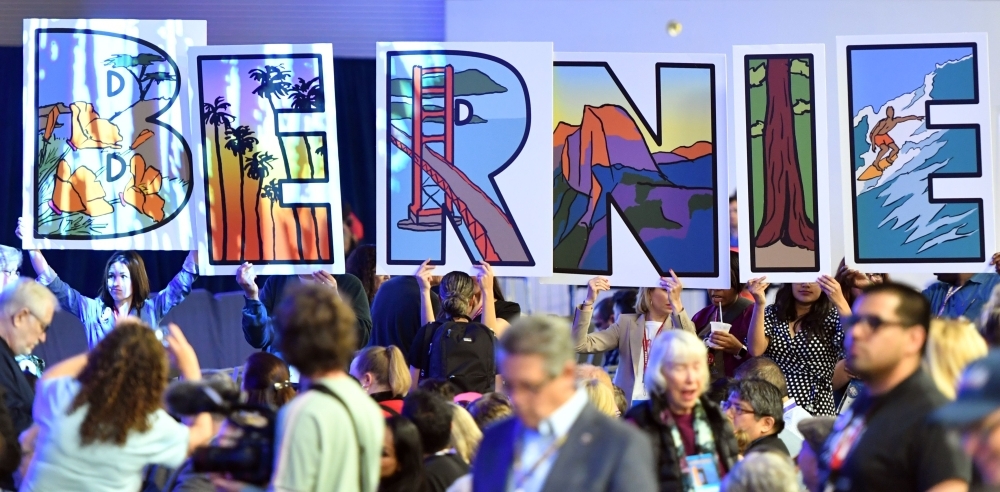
[510,388,589,492]
[42,268,196,350]
[922,273,1000,321]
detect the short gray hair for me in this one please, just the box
[720,451,798,492]
[498,315,575,378]
[0,246,21,273]
[644,329,710,395]
[0,277,57,318]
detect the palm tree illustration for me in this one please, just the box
[224,125,258,260]
[261,179,283,259]
[286,76,325,256]
[287,77,324,177]
[248,64,305,258]
[201,96,235,259]
[244,151,276,260]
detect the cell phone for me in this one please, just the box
[154,324,170,348]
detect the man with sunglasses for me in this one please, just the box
[820,282,971,492]
[932,350,1000,486]
[0,277,56,490]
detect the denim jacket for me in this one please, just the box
[41,266,197,350]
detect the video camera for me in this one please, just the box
[165,379,276,485]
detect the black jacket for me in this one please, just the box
[0,339,27,489]
[370,276,440,364]
[626,394,739,492]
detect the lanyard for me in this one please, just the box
[938,285,960,317]
[641,318,669,375]
[512,432,568,492]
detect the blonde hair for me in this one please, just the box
[575,364,612,389]
[352,346,411,397]
[925,318,988,399]
[449,403,482,464]
[583,378,618,416]
[644,329,709,395]
[635,287,661,316]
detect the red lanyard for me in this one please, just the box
[641,318,668,373]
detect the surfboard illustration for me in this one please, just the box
[858,154,896,181]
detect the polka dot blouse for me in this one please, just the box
[761,304,845,416]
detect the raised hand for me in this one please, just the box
[14,217,24,241]
[747,277,769,305]
[312,270,339,296]
[991,252,1000,275]
[235,262,258,300]
[660,269,684,312]
[475,261,495,293]
[163,323,201,380]
[585,276,610,305]
[415,259,435,294]
[818,274,851,315]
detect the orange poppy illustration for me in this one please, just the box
[48,160,114,217]
[67,101,123,150]
[120,153,165,222]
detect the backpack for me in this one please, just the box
[421,317,497,393]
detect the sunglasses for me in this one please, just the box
[841,314,908,332]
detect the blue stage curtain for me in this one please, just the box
[0,48,376,296]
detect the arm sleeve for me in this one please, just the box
[572,307,622,353]
[610,427,658,492]
[242,277,279,350]
[151,268,197,320]
[672,309,696,333]
[337,275,372,348]
[42,276,101,323]
[144,410,191,469]
[914,422,972,491]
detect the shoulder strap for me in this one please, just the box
[379,403,401,417]
[309,384,366,491]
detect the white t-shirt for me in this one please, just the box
[20,377,190,492]
[631,320,665,404]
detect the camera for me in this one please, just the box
[165,380,277,485]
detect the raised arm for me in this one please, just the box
[237,262,274,350]
[662,270,695,333]
[163,323,214,455]
[415,260,437,326]
[573,277,622,353]
[150,251,198,320]
[746,277,770,357]
[818,275,852,317]
[476,262,501,338]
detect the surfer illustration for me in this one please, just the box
[859,106,924,181]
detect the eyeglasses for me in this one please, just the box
[0,270,18,277]
[502,374,556,396]
[842,314,908,333]
[721,399,756,417]
[21,309,50,333]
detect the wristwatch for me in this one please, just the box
[735,346,748,359]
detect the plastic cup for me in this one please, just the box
[708,322,731,349]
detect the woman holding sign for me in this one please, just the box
[572,271,695,409]
[17,218,198,350]
[746,276,851,416]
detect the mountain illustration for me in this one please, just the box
[553,104,716,273]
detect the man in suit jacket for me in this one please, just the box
[472,316,656,492]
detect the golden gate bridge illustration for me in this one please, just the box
[389,64,531,263]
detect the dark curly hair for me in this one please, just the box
[345,244,378,305]
[71,319,168,446]
[772,283,834,339]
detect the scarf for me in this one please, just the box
[662,402,720,491]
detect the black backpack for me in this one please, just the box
[421,316,497,393]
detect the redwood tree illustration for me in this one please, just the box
[756,58,815,250]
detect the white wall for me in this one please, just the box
[445,0,1000,290]
[0,0,445,57]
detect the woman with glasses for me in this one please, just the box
[626,329,739,490]
[19,217,198,349]
[745,277,852,416]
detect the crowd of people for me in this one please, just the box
[0,202,998,492]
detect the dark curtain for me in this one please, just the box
[0,48,376,367]
[0,49,376,295]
